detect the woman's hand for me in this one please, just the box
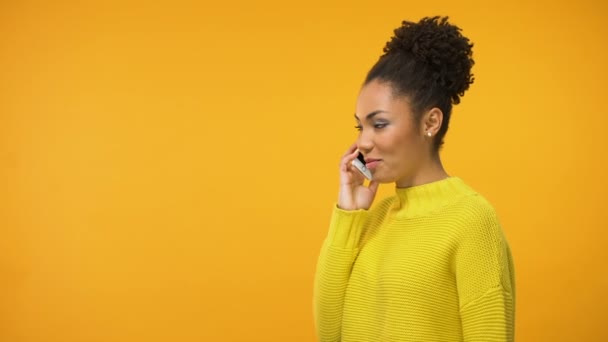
[337,143,380,210]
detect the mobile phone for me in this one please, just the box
[351,152,372,180]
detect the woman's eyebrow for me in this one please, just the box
[354,110,389,121]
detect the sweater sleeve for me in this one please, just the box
[313,205,368,342]
[455,218,516,342]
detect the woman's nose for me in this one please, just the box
[357,131,374,154]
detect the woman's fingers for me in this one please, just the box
[340,146,360,172]
[338,143,379,210]
[349,162,365,182]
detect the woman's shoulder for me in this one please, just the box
[448,180,502,231]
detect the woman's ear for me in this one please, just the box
[422,107,443,137]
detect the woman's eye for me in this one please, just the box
[354,125,362,131]
[374,122,388,129]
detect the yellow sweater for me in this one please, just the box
[313,177,515,341]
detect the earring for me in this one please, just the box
[426,131,432,137]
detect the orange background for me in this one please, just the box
[1,1,607,341]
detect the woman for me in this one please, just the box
[313,16,515,341]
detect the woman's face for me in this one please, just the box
[354,79,428,184]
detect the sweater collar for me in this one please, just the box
[393,176,472,217]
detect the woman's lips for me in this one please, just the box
[365,159,381,169]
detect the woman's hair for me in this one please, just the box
[364,16,475,150]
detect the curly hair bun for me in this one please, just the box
[383,16,474,105]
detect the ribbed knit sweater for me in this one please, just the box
[313,177,515,341]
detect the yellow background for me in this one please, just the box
[2,0,607,341]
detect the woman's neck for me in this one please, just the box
[395,155,448,188]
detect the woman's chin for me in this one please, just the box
[371,173,394,184]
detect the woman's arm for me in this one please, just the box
[313,143,379,341]
[455,218,516,342]
[313,206,367,342]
